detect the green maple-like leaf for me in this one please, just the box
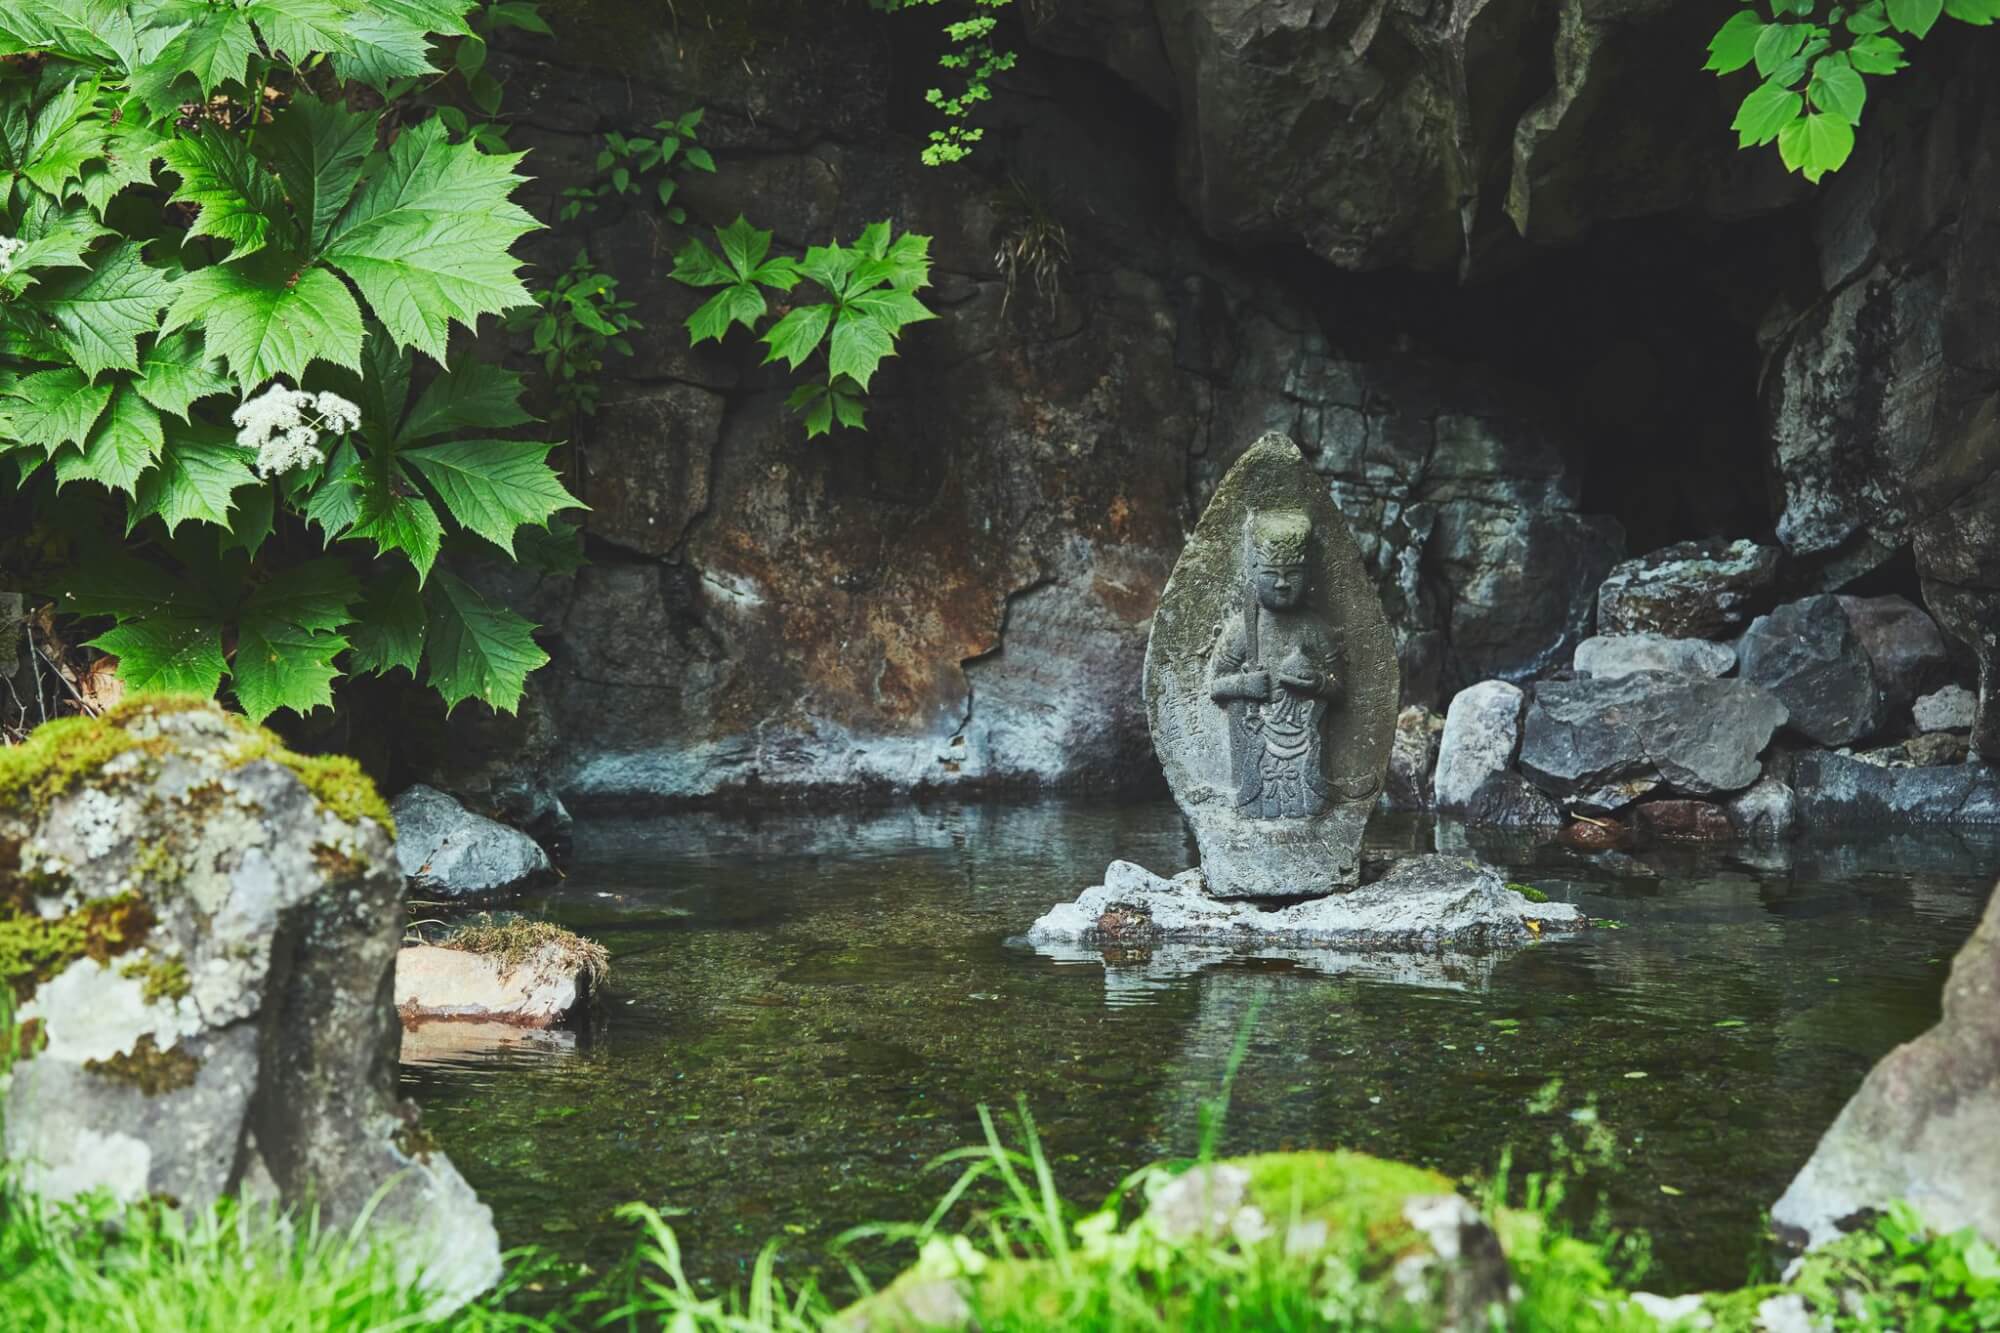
[79,114,164,215]
[243,557,360,634]
[164,257,365,389]
[331,10,438,89]
[402,438,581,556]
[760,304,834,371]
[398,358,534,444]
[827,307,898,390]
[425,569,545,714]
[1780,111,1857,182]
[127,422,258,535]
[673,217,800,345]
[348,458,445,580]
[4,367,112,451]
[303,438,363,539]
[53,384,162,495]
[34,240,177,379]
[244,0,354,61]
[91,616,227,696]
[232,619,348,721]
[1,198,110,297]
[1706,10,1766,73]
[319,117,539,362]
[160,125,290,260]
[1733,81,1804,148]
[136,331,232,419]
[261,97,376,257]
[346,568,426,676]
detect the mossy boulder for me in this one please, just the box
[0,696,497,1307]
[842,1150,1512,1331]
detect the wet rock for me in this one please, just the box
[392,784,552,898]
[1557,817,1632,851]
[1519,671,1789,811]
[1907,732,1972,767]
[1573,633,1735,680]
[1727,769,1798,840]
[1915,685,1978,733]
[1837,594,1951,715]
[1793,751,2000,824]
[1596,539,1781,639]
[1772,868,2000,1248]
[1,698,498,1306]
[1739,596,1884,747]
[1027,855,1583,951]
[1630,799,1735,841]
[410,675,572,852]
[394,930,605,1029]
[1435,682,1524,814]
[1383,706,1443,813]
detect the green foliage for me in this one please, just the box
[673,217,935,438]
[557,106,712,223]
[509,249,637,419]
[873,0,1019,165]
[1776,1202,2000,1331]
[1706,0,2000,181]
[0,0,574,720]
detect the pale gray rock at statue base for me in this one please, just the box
[1915,685,1978,734]
[1,700,499,1308]
[1773,873,2000,1250]
[394,944,592,1028]
[1143,433,1399,898]
[1573,633,1736,680]
[1382,705,1443,812]
[1596,539,1781,639]
[1837,595,1950,715]
[1518,671,1789,812]
[1793,751,2000,824]
[1025,856,1581,952]
[1030,936,1504,996]
[392,784,553,898]
[1739,596,1884,747]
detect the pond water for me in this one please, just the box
[399,801,2000,1297]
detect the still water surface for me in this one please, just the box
[400,802,2000,1294]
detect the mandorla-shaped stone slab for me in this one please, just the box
[1144,433,1398,897]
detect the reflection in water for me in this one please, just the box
[399,803,2000,1294]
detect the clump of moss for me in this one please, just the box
[119,952,191,1004]
[129,838,185,891]
[1508,882,1551,904]
[224,729,394,837]
[392,1117,439,1162]
[435,916,610,991]
[85,1033,200,1095]
[1,893,154,1002]
[0,714,138,815]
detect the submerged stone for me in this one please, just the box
[1143,432,1399,898]
[395,923,606,1029]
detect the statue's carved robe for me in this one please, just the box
[1209,611,1344,819]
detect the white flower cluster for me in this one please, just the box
[0,235,26,276]
[232,383,363,478]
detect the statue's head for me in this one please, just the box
[1246,510,1311,611]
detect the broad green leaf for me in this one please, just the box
[136,331,232,418]
[425,569,546,714]
[346,569,426,676]
[349,460,445,580]
[164,258,365,389]
[399,359,534,444]
[54,385,163,495]
[79,116,164,215]
[787,381,835,439]
[35,241,176,378]
[1887,0,1944,34]
[219,480,276,557]
[0,2,121,61]
[1753,21,1809,78]
[1848,34,1908,73]
[127,422,258,535]
[1780,111,1857,182]
[243,557,360,633]
[1733,81,1804,147]
[1946,0,2000,21]
[830,382,866,431]
[827,307,897,390]
[149,5,258,97]
[371,0,478,36]
[685,282,769,344]
[303,439,362,538]
[55,552,190,620]
[2,198,109,296]
[670,236,736,288]
[4,367,112,450]
[245,0,353,60]
[91,616,227,696]
[160,126,289,260]
[319,118,539,361]
[847,287,936,330]
[797,242,857,295]
[759,303,833,370]
[331,10,439,90]
[233,620,348,721]
[1809,58,1867,122]
[13,78,101,199]
[402,438,581,555]
[717,215,772,279]
[262,97,376,257]
[1706,11,1766,73]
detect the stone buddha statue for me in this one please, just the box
[1208,509,1344,820]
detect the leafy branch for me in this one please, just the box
[872,0,1018,165]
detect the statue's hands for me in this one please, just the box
[1241,669,1273,701]
[1278,668,1323,695]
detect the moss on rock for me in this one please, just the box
[0,893,153,1003]
[85,1032,200,1095]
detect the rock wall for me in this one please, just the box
[444,1,1996,809]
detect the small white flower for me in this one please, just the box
[0,235,27,276]
[233,382,361,477]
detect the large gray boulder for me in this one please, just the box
[1573,633,1735,680]
[1793,751,2000,825]
[1,698,498,1306]
[1595,539,1781,640]
[1837,594,1951,716]
[1773,876,2000,1248]
[392,784,553,899]
[1739,596,1885,747]
[1519,671,1789,812]
[1382,705,1443,813]
[1434,681,1561,827]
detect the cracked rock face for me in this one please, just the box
[1793,751,2000,825]
[1,700,499,1309]
[1773,873,2000,1249]
[1739,596,1884,748]
[1595,539,1781,640]
[1518,671,1789,812]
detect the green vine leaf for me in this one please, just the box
[34,240,177,379]
[425,569,546,715]
[164,257,365,390]
[89,616,227,696]
[401,438,582,556]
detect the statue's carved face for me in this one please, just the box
[1253,561,1306,610]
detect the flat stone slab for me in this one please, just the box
[393,943,589,1029]
[1025,854,1583,952]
